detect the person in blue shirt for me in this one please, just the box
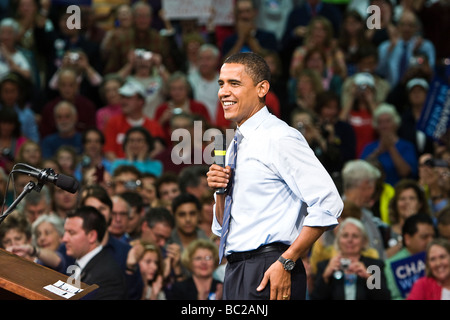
[74,128,112,185]
[40,101,83,159]
[360,103,418,186]
[207,52,343,300]
[110,126,163,177]
[377,10,436,87]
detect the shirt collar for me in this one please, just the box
[76,245,103,270]
[237,106,270,140]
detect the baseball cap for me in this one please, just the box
[119,79,146,98]
[406,78,429,91]
[354,72,375,88]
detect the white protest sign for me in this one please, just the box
[163,0,212,20]
[163,0,234,25]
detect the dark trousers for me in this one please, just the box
[223,244,307,300]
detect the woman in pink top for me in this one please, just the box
[96,74,124,131]
[408,239,450,300]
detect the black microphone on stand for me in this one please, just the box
[214,134,227,194]
[0,164,79,224]
[13,165,79,194]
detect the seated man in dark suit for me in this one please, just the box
[62,206,127,300]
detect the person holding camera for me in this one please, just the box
[339,72,378,158]
[102,2,176,75]
[117,47,170,119]
[48,49,103,107]
[311,218,391,300]
[75,128,112,189]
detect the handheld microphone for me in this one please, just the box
[214,135,227,194]
[13,165,80,194]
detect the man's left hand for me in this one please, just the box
[256,261,291,300]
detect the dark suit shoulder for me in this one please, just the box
[81,248,127,300]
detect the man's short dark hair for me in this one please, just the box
[223,52,271,85]
[144,207,175,229]
[402,213,434,245]
[67,206,107,242]
[178,165,208,193]
[154,172,179,198]
[172,193,201,215]
[112,164,141,178]
[120,191,144,212]
[81,185,113,211]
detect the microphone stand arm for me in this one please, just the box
[0,180,43,224]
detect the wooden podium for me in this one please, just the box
[0,248,98,300]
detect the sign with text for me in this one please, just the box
[390,251,426,298]
[163,0,234,25]
[163,0,212,20]
[212,0,234,26]
[417,76,450,142]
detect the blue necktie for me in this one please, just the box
[218,129,242,263]
[399,41,409,78]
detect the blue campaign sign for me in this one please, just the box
[390,251,426,298]
[417,76,450,141]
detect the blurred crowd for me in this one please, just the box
[0,0,449,300]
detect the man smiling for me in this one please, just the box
[207,52,343,300]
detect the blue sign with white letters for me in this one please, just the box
[390,251,426,298]
[417,76,450,142]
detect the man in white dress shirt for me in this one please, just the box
[207,52,343,300]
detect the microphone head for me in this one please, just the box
[214,135,226,167]
[55,174,80,194]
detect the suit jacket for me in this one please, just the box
[81,248,127,300]
[165,277,222,300]
[311,256,391,300]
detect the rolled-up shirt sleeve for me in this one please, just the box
[209,108,343,255]
[272,128,343,229]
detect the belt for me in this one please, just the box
[226,242,289,263]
